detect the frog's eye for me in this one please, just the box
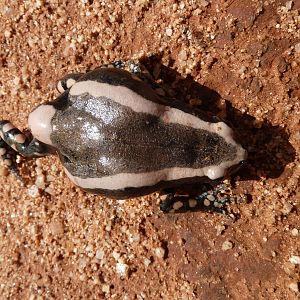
[56,73,83,93]
[57,78,76,93]
[28,105,56,146]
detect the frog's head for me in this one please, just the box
[28,104,56,146]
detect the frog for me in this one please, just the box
[0,61,247,212]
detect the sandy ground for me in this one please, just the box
[0,0,299,299]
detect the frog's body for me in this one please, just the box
[0,61,246,210]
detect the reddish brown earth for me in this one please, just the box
[0,0,299,299]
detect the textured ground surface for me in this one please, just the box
[0,0,299,299]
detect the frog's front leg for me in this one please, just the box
[0,120,54,177]
[100,60,164,93]
[56,73,83,93]
[159,183,230,214]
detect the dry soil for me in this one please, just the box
[0,0,299,299]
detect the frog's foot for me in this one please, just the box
[159,183,231,214]
[0,120,53,179]
[0,135,22,180]
[56,73,84,93]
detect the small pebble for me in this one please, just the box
[85,245,93,252]
[291,228,299,237]
[36,159,43,167]
[281,203,293,215]
[112,251,120,261]
[4,30,11,38]
[35,166,43,175]
[289,255,300,265]
[96,249,104,260]
[129,233,140,243]
[215,224,226,236]
[49,219,64,235]
[295,43,300,53]
[46,175,55,182]
[27,185,40,198]
[166,28,173,36]
[79,274,86,281]
[178,49,187,61]
[116,262,128,276]
[78,257,87,269]
[288,282,299,293]
[285,1,293,10]
[155,247,165,258]
[45,186,55,196]
[200,0,209,7]
[35,174,45,189]
[222,240,234,251]
[102,284,110,293]
[144,258,151,267]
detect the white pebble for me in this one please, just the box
[78,257,87,269]
[155,247,165,258]
[35,174,45,189]
[291,228,299,237]
[222,240,234,251]
[102,284,110,293]
[112,250,120,261]
[285,1,293,10]
[200,0,209,7]
[46,175,55,182]
[166,28,173,37]
[128,233,140,243]
[4,30,11,38]
[96,249,104,260]
[79,274,86,281]
[178,49,187,61]
[116,262,128,276]
[27,185,40,198]
[144,258,151,267]
[289,255,300,265]
[215,224,226,236]
[288,282,299,293]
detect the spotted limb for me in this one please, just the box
[0,120,53,179]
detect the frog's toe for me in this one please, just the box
[159,183,231,214]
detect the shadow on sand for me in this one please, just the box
[140,55,296,186]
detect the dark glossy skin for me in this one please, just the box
[52,70,236,177]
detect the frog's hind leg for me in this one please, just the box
[56,73,83,93]
[159,183,231,214]
[0,135,21,179]
[0,120,54,179]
